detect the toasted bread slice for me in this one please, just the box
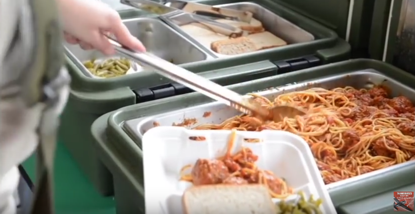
[181,23,228,38]
[247,31,287,50]
[182,184,276,214]
[181,23,228,47]
[211,37,257,55]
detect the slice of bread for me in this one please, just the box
[217,18,264,33]
[181,23,228,48]
[181,23,218,36]
[211,37,257,55]
[182,184,276,214]
[247,31,287,50]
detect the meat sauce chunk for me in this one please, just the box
[372,139,399,157]
[381,108,399,117]
[222,149,258,172]
[262,171,285,194]
[191,159,229,185]
[348,106,371,120]
[323,172,342,184]
[397,121,415,136]
[342,130,360,151]
[222,177,248,185]
[317,162,331,171]
[368,87,388,98]
[400,112,415,120]
[367,88,389,106]
[222,158,240,173]
[388,96,414,113]
[356,93,372,106]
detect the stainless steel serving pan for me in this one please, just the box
[123,68,415,190]
[161,2,315,58]
[65,17,213,78]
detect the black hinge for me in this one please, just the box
[132,82,193,103]
[133,55,321,103]
[273,55,321,74]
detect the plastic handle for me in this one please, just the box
[193,11,238,21]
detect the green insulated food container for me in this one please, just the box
[92,59,415,214]
[369,0,415,75]
[61,0,377,197]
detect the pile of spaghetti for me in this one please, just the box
[192,86,415,184]
[180,131,293,198]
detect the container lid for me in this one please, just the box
[142,126,336,214]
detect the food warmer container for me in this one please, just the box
[92,59,415,214]
[61,0,370,196]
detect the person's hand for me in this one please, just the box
[59,0,146,55]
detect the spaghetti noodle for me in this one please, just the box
[191,86,415,184]
[180,130,293,198]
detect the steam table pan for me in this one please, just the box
[124,68,415,198]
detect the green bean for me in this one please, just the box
[101,64,113,70]
[293,207,303,214]
[141,5,168,14]
[275,192,323,214]
[123,59,131,67]
[112,66,122,74]
[108,68,117,74]
[315,199,323,207]
[93,63,100,70]
[83,61,94,68]
[115,65,127,73]
[115,60,129,70]
[83,58,132,78]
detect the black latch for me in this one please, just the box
[273,55,321,74]
[133,83,193,103]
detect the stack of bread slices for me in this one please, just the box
[181,16,287,55]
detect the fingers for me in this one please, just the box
[63,6,146,55]
[64,32,112,55]
[64,32,80,44]
[79,41,93,50]
[88,31,115,55]
[108,15,146,52]
[64,32,93,51]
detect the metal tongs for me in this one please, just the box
[107,37,305,121]
[121,0,246,37]
[168,0,253,23]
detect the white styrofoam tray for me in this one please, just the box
[142,126,335,214]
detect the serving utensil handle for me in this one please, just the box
[106,37,263,115]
